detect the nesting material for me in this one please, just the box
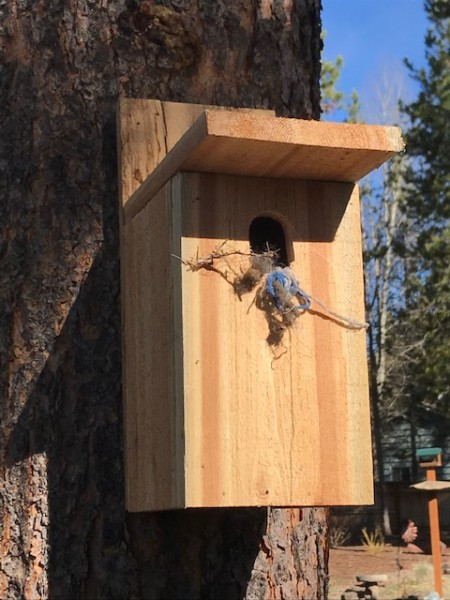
[178,243,368,346]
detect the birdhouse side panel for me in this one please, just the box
[123,185,185,511]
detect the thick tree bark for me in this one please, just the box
[0,1,326,598]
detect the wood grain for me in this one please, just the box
[177,173,372,509]
[117,100,214,510]
[118,100,275,206]
[124,110,405,222]
[117,99,212,206]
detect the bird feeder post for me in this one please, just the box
[415,447,444,599]
[428,485,443,599]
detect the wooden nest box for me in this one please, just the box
[118,100,404,512]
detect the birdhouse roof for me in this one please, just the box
[124,109,404,222]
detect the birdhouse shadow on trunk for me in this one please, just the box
[5,240,267,599]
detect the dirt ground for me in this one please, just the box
[329,545,450,599]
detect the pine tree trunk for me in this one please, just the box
[0,1,327,598]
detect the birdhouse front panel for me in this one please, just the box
[118,100,404,512]
[170,172,371,509]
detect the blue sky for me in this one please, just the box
[321,1,429,121]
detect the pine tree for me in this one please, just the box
[320,53,344,115]
[398,0,450,425]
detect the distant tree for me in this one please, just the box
[321,55,344,114]
[320,42,406,535]
[360,69,411,535]
[395,0,450,430]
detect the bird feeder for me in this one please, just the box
[412,447,449,599]
[117,99,404,512]
[416,447,443,468]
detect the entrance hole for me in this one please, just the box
[249,216,289,266]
